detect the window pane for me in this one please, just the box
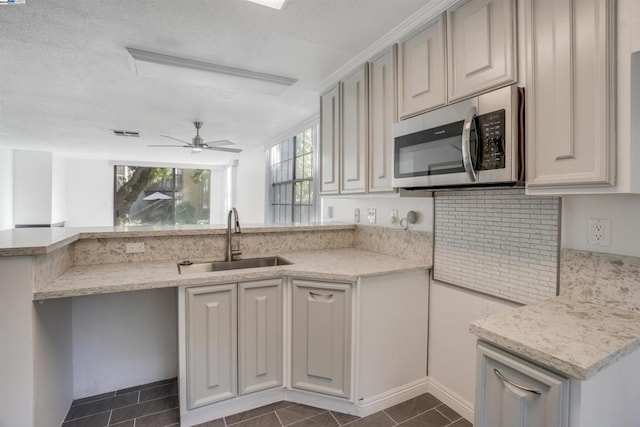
[300,181,310,204]
[295,156,303,180]
[295,133,304,155]
[114,166,210,226]
[293,205,301,222]
[301,205,309,223]
[286,183,293,204]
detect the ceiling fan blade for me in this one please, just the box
[204,139,234,146]
[147,144,192,148]
[205,146,243,153]
[160,135,192,145]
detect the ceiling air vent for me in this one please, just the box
[112,130,140,137]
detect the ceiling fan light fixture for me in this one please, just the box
[245,0,287,10]
[191,146,203,154]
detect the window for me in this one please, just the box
[267,125,318,224]
[114,166,211,226]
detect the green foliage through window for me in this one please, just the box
[114,166,211,226]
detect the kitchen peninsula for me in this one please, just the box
[0,223,433,427]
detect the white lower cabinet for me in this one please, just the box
[185,284,238,410]
[291,279,352,398]
[475,342,569,427]
[180,270,429,425]
[238,279,283,395]
[183,279,283,412]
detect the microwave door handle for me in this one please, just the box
[461,106,479,182]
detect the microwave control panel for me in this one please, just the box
[477,109,506,170]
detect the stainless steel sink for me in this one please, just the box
[177,256,292,274]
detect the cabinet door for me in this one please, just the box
[447,0,516,101]
[340,65,368,194]
[291,280,352,398]
[320,85,340,194]
[525,0,615,188]
[397,15,446,119]
[475,342,569,427]
[185,284,237,409]
[238,279,283,395]
[368,47,396,192]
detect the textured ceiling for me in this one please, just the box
[0,0,429,165]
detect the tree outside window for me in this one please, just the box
[114,166,211,226]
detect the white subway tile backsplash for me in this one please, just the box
[434,189,560,304]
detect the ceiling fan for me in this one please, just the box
[148,121,242,153]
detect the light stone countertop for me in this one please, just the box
[0,223,355,256]
[470,296,640,380]
[34,248,429,300]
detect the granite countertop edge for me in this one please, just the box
[34,248,431,300]
[0,223,356,257]
[469,297,640,381]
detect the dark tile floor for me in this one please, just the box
[63,378,472,427]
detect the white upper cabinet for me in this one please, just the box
[447,0,517,102]
[340,65,369,194]
[397,15,447,119]
[368,47,397,192]
[525,0,615,189]
[320,85,340,195]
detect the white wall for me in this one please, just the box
[0,147,13,230]
[562,194,640,257]
[235,148,266,224]
[320,195,434,232]
[51,155,67,225]
[0,256,36,427]
[72,288,178,398]
[33,298,73,427]
[65,158,114,227]
[13,150,54,226]
[428,281,519,415]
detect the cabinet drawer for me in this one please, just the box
[475,342,569,427]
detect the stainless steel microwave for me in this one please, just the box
[392,85,524,190]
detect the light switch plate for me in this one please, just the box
[367,208,376,224]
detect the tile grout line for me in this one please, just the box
[328,411,341,426]
[389,406,444,426]
[274,410,285,427]
[381,409,399,426]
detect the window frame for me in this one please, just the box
[111,162,223,226]
[266,123,319,224]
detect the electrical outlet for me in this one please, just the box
[367,208,376,224]
[354,208,360,223]
[588,218,611,246]
[125,242,145,254]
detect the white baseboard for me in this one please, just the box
[179,377,473,426]
[179,388,285,427]
[285,377,430,418]
[426,377,474,422]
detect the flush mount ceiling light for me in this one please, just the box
[245,0,287,9]
[126,47,297,96]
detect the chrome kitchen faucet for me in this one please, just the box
[226,207,242,261]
